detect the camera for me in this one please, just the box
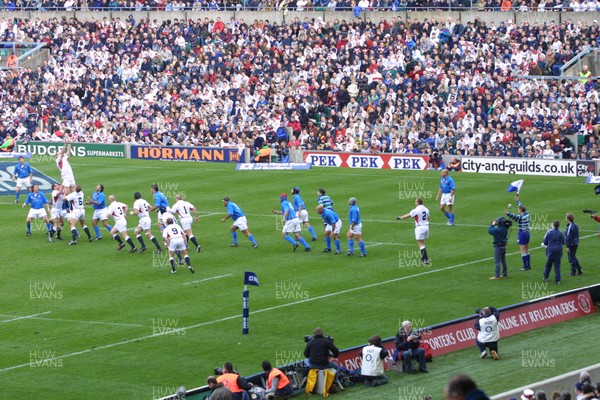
[304,334,334,343]
[583,209,597,214]
[494,217,512,228]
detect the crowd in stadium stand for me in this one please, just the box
[3,0,600,12]
[0,14,599,160]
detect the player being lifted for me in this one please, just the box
[162,217,195,274]
[107,195,137,253]
[65,185,93,245]
[131,192,163,254]
[56,136,76,196]
[171,194,201,252]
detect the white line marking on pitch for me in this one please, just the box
[183,273,232,286]
[0,313,146,328]
[0,234,596,373]
[0,311,51,323]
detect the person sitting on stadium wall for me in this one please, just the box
[393,320,428,374]
[215,362,253,400]
[206,376,233,400]
[303,327,340,373]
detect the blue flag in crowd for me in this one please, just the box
[244,271,260,286]
[507,180,524,193]
[585,176,600,184]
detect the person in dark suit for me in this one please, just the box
[542,220,564,284]
[564,213,582,276]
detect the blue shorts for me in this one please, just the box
[517,231,530,245]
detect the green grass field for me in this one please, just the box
[1,156,598,399]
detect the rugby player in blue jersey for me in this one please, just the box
[221,197,258,248]
[22,184,53,241]
[435,169,455,226]
[316,204,342,254]
[347,197,366,257]
[272,193,311,252]
[12,156,32,204]
[292,187,317,241]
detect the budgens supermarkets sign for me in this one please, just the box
[15,141,125,158]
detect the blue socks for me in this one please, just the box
[334,239,341,252]
[248,234,257,245]
[325,236,331,250]
[94,226,101,237]
[299,237,310,248]
[231,231,238,245]
[359,241,366,255]
[348,239,354,253]
[523,254,531,269]
[308,226,316,239]
[284,235,297,245]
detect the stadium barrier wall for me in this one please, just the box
[492,363,600,400]
[15,141,126,158]
[164,284,598,400]
[1,10,598,26]
[303,150,429,170]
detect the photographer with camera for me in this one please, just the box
[488,217,511,280]
[215,362,253,400]
[474,306,500,360]
[542,220,564,285]
[360,335,389,387]
[394,321,428,374]
[303,327,340,373]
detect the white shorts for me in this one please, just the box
[298,209,309,223]
[113,219,127,233]
[179,216,193,231]
[325,219,342,235]
[168,237,187,252]
[62,174,76,187]
[233,216,248,231]
[27,208,47,219]
[93,208,109,221]
[283,217,301,233]
[51,208,65,220]
[415,225,430,241]
[137,216,151,231]
[67,209,85,221]
[16,177,32,188]
[440,193,454,206]
[349,223,363,235]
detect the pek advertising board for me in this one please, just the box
[304,151,428,170]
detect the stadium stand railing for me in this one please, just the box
[492,363,600,400]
